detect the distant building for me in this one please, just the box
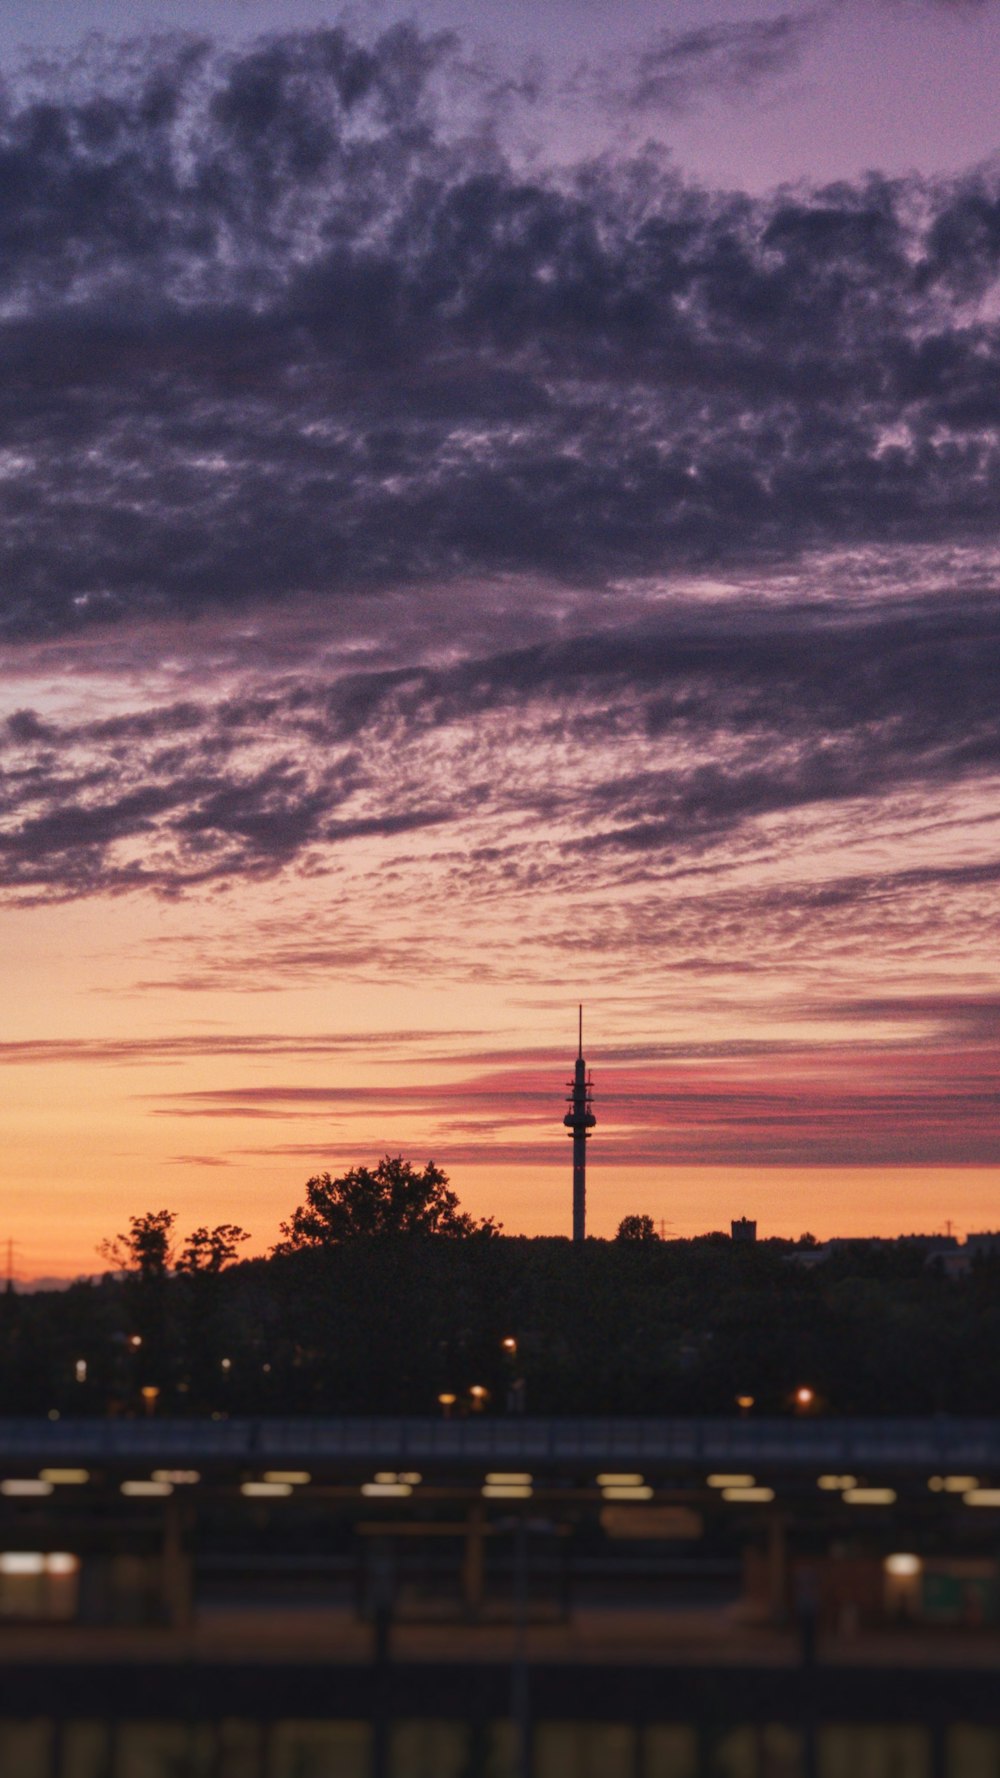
[965,1232,1000,1258]
[731,1218,757,1244]
[786,1233,961,1271]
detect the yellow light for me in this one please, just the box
[927,1476,945,1492]
[707,1474,755,1489]
[0,1552,78,1576]
[74,1360,87,1384]
[263,1471,310,1486]
[602,1485,653,1501]
[361,1482,412,1498]
[722,1487,775,1503]
[485,1473,532,1486]
[502,1337,517,1352]
[795,1387,815,1407]
[482,1483,532,1499]
[128,1335,142,1349]
[735,1395,755,1410]
[39,1469,89,1486]
[152,1470,200,1485]
[817,1475,857,1491]
[398,1472,422,1486]
[885,1553,921,1576]
[0,1553,45,1574]
[942,1475,979,1493]
[122,1480,173,1497]
[437,1393,457,1405]
[241,1481,292,1498]
[596,1473,644,1487]
[46,1553,78,1576]
[0,1480,53,1497]
[374,1471,399,1484]
[963,1489,1000,1508]
[843,1487,896,1506]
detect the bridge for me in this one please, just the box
[0,1415,995,1478]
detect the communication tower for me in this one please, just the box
[563,1006,596,1243]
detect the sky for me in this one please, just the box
[3,0,1000,1277]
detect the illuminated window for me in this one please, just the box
[0,1553,79,1620]
[885,1553,922,1576]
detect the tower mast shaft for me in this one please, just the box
[563,1004,596,1243]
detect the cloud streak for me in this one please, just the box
[627,12,824,113]
[149,1040,1000,1167]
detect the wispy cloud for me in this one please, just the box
[3,584,999,906]
[627,12,825,113]
[148,1039,1000,1167]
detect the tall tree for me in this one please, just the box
[98,1209,176,1281]
[616,1214,659,1242]
[177,1224,250,1274]
[276,1156,499,1248]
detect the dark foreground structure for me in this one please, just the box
[0,1417,998,1775]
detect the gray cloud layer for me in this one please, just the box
[1,25,1000,641]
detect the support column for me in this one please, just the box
[462,1504,486,1621]
[766,1512,787,1626]
[161,1497,194,1630]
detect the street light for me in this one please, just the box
[735,1394,754,1417]
[437,1392,457,1419]
[501,1337,518,1356]
[794,1386,816,1412]
[140,1386,159,1417]
[469,1385,489,1412]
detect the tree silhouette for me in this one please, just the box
[616,1214,659,1242]
[177,1224,250,1274]
[276,1156,500,1248]
[99,1209,176,1280]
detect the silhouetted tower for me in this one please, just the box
[563,1006,596,1243]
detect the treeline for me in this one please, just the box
[0,1158,997,1417]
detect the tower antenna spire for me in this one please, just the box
[563,1008,596,1242]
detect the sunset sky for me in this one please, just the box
[3,0,1000,1277]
